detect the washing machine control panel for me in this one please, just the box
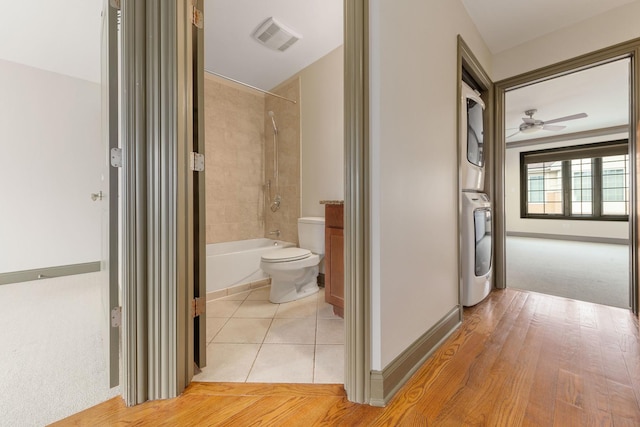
[465,192,490,204]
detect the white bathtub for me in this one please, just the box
[206,238,294,293]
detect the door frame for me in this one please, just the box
[191,0,371,403]
[344,0,370,404]
[494,38,640,314]
[101,0,119,388]
[457,36,495,315]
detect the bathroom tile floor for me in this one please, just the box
[193,286,344,384]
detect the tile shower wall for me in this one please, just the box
[264,78,301,244]
[204,75,266,243]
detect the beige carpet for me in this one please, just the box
[506,236,630,309]
[0,273,119,427]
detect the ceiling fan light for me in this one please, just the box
[519,123,543,134]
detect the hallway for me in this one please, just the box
[54,288,640,425]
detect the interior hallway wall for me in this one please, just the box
[265,78,301,244]
[0,59,102,273]
[369,0,492,370]
[203,74,266,244]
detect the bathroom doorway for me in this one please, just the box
[194,0,346,384]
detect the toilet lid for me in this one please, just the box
[261,247,312,263]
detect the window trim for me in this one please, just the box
[520,140,629,221]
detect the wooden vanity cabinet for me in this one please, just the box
[324,203,344,318]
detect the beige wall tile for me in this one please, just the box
[265,78,301,245]
[205,76,266,244]
[204,73,301,246]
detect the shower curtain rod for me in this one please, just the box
[204,70,297,104]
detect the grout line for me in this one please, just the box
[204,286,344,384]
[208,316,233,345]
[245,298,280,383]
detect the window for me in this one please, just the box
[526,161,562,214]
[520,141,629,220]
[571,159,592,215]
[602,155,629,215]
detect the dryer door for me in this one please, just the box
[466,98,484,167]
[474,207,492,277]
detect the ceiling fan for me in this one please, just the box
[507,109,588,138]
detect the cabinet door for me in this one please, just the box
[325,227,344,311]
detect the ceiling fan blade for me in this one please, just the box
[544,112,588,125]
[542,124,566,131]
[522,117,535,124]
[506,130,520,138]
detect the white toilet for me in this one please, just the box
[260,217,325,303]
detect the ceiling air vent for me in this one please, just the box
[252,17,302,52]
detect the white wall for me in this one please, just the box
[300,46,345,218]
[0,60,102,273]
[493,2,640,81]
[505,133,630,240]
[370,0,492,370]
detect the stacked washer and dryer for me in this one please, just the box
[460,81,493,307]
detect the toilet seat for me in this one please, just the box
[261,247,312,263]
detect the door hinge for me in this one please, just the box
[190,152,205,172]
[110,148,123,168]
[192,5,204,29]
[110,0,121,10]
[111,306,122,327]
[191,297,205,318]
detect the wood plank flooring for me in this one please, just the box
[52,288,640,426]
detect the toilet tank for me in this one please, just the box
[298,217,325,255]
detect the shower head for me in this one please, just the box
[268,110,278,134]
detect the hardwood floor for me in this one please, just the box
[52,288,640,426]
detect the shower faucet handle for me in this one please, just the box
[268,230,281,238]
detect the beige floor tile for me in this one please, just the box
[206,299,242,317]
[316,288,342,319]
[245,287,271,301]
[275,294,318,318]
[198,284,344,385]
[316,318,344,344]
[213,318,272,343]
[194,343,260,382]
[314,344,344,384]
[247,344,315,383]
[233,300,279,318]
[317,298,337,319]
[264,317,316,344]
[206,317,228,343]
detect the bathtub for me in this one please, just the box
[206,238,294,293]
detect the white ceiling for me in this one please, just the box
[208,0,633,145]
[204,0,343,90]
[0,0,633,142]
[460,0,638,54]
[505,59,630,143]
